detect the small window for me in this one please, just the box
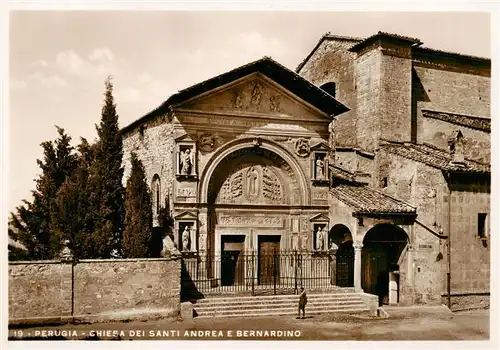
[380,176,388,188]
[152,175,161,217]
[320,82,336,98]
[477,213,487,239]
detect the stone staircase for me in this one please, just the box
[191,292,372,318]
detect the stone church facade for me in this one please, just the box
[121,32,490,308]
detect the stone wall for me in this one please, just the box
[448,184,490,295]
[122,113,175,221]
[298,38,359,147]
[421,117,490,163]
[354,48,382,152]
[413,66,490,119]
[9,257,181,325]
[378,151,446,304]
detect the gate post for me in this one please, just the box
[251,251,255,296]
[273,248,277,295]
[294,250,298,294]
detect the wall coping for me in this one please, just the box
[9,257,181,265]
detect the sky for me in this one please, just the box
[7,11,492,214]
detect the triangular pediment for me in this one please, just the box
[311,141,330,151]
[175,133,196,142]
[174,211,198,220]
[310,213,330,222]
[175,74,331,122]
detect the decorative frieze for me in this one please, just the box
[218,216,284,228]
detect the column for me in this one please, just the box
[353,242,363,292]
[406,244,415,305]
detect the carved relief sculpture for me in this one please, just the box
[301,234,309,251]
[246,166,259,197]
[233,91,244,109]
[199,233,206,251]
[198,133,216,152]
[262,167,282,202]
[180,148,193,175]
[250,82,263,107]
[182,226,190,251]
[295,138,311,158]
[270,95,281,112]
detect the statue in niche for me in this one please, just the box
[182,226,191,251]
[316,226,325,251]
[180,148,193,175]
[247,166,259,196]
[315,157,325,180]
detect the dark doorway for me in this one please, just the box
[221,235,245,286]
[362,224,408,305]
[329,224,354,287]
[258,235,281,285]
[336,241,354,287]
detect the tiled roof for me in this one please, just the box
[330,184,416,214]
[330,165,356,182]
[121,57,349,134]
[349,31,422,52]
[422,109,490,133]
[381,141,490,174]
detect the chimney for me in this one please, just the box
[448,130,466,168]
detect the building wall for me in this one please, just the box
[421,117,490,163]
[378,151,446,304]
[9,258,181,324]
[298,38,358,147]
[379,52,413,143]
[448,183,490,296]
[122,114,175,212]
[354,48,382,152]
[413,65,490,119]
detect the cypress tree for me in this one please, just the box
[86,76,125,258]
[52,138,95,258]
[9,127,77,260]
[123,152,153,258]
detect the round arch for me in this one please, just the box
[198,138,310,205]
[329,224,354,287]
[361,223,409,304]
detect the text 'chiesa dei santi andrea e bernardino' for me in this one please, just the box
[120,32,490,307]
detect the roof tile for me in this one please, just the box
[330,184,416,214]
[381,141,490,173]
[422,109,490,132]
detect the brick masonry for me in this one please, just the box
[9,257,181,324]
[298,38,358,147]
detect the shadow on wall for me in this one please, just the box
[411,68,431,142]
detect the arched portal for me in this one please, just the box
[362,224,409,305]
[329,224,354,287]
[202,140,308,288]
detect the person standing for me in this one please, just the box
[298,287,307,319]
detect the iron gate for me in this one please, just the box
[181,250,346,298]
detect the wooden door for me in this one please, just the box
[258,236,280,285]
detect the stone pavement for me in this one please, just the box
[8,306,491,341]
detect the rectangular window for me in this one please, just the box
[477,213,487,239]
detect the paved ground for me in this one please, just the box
[8,307,490,341]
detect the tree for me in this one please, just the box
[86,76,125,258]
[123,152,153,258]
[8,126,78,260]
[52,138,95,258]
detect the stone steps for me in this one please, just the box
[192,292,370,318]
